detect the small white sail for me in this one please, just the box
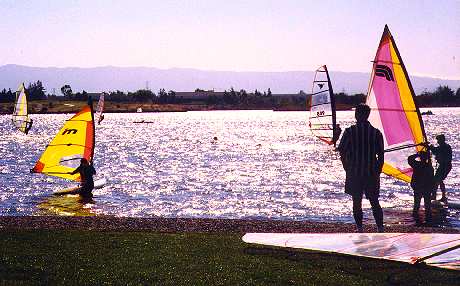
[12,83,32,133]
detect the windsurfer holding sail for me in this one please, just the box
[69,158,96,197]
[428,134,452,202]
[408,151,434,225]
[337,104,385,233]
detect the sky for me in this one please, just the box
[1,0,459,79]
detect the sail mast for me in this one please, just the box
[88,96,95,164]
[323,65,337,147]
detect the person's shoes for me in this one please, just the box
[377,225,384,233]
[356,226,363,233]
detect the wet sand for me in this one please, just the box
[0,216,458,234]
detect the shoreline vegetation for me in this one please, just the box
[1,83,460,114]
[1,216,460,285]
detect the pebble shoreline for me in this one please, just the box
[0,216,458,234]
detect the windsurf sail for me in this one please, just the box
[12,83,31,133]
[243,233,460,270]
[31,99,95,181]
[366,25,428,182]
[308,65,339,146]
[95,92,105,124]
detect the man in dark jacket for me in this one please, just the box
[429,134,452,202]
[408,151,434,224]
[338,104,385,233]
[70,158,96,197]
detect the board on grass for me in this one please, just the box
[54,178,106,196]
[242,233,460,270]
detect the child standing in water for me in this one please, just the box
[408,151,435,225]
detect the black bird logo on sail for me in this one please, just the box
[317,83,324,89]
[375,65,394,81]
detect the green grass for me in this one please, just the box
[0,230,458,285]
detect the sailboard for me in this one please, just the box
[243,233,460,270]
[53,178,107,195]
[308,65,339,146]
[12,83,32,133]
[95,92,105,124]
[366,25,428,183]
[31,99,101,188]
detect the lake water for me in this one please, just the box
[1,108,459,227]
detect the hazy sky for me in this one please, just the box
[1,0,459,79]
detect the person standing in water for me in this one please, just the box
[429,134,452,202]
[338,104,385,233]
[24,118,33,134]
[69,158,96,197]
[408,151,434,225]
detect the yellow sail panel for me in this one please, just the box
[32,105,94,181]
[382,163,411,183]
[389,40,425,151]
[12,83,29,133]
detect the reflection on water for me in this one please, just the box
[0,108,459,227]
[38,195,95,216]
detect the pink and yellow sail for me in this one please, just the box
[366,25,427,182]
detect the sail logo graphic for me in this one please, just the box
[317,83,324,89]
[375,65,394,81]
[62,128,78,135]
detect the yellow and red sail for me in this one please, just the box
[366,25,427,182]
[31,104,95,181]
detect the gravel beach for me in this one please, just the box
[1,216,458,234]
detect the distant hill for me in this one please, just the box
[0,64,458,95]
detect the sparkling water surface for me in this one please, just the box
[1,108,459,227]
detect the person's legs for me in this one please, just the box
[440,181,447,202]
[422,192,432,224]
[352,194,363,232]
[79,182,94,197]
[368,196,384,232]
[413,193,421,216]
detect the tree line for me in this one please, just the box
[0,81,46,102]
[1,82,460,108]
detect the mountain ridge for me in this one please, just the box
[1,64,459,95]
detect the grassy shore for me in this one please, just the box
[1,100,357,114]
[0,217,459,285]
